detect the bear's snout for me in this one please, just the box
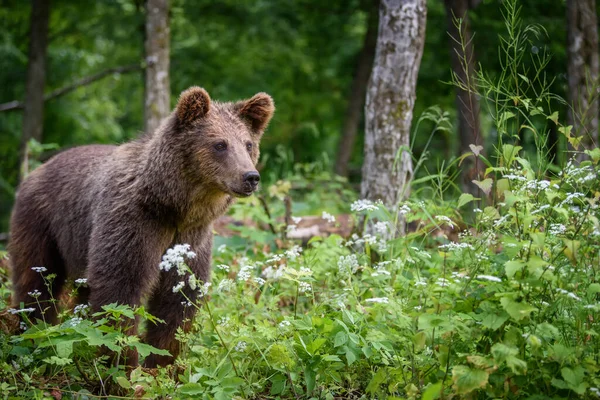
[243,171,260,191]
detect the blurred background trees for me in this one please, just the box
[0,0,596,231]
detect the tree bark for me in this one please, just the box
[360,0,427,235]
[566,0,599,156]
[21,0,51,175]
[335,0,379,177]
[145,0,170,134]
[444,0,484,194]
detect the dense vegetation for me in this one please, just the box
[1,0,600,399]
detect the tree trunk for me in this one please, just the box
[566,0,599,156]
[335,0,379,177]
[145,0,170,134]
[20,0,51,178]
[360,0,427,235]
[444,0,484,195]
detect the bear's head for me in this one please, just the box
[173,87,274,198]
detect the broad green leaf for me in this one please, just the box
[115,376,131,389]
[305,367,316,393]
[585,147,600,163]
[561,366,587,394]
[413,331,427,352]
[179,383,204,395]
[133,342,171,358]
[481,312,509,331]
[333,331,348,348]
[505,260,525,279]
[452,365,489,394]
[366,368,387,394]
[472,178,493,195]
[547,111,559,124]
[588,283,600,295]
[422,382,442,400]
[458,193,476,208]
[500,298,537,322]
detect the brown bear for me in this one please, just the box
[8,87,274,367]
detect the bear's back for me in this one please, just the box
[13,144,118,275]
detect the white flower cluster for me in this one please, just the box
[31,266,47,273]
[66,317,83,327]
[278,320,291,328]
[216,264,230,272]
[524,179,550,191]
[338,254,359,275]
[74,304,89,315]
[285,245,303,261]
[476,275,502,283]
[218,316,230,327]
[217,278,235,292]
[217,244,227,253]
[235,341,247,352]
[365,297,389,304]
[438,242,474,252]
[198,282,211,297]
[74,278,88,285]
[263,265,286,280]
[8,308,36,314]
[159,244,197,275]
[556,288,581,301]
[350,199,380,212]
[238,263,254,282]
[559,192,585,207]
[398,204,411,215]
[172,281,185,293]
[436,215,454,229]
[322,211,336,223]
[373,221,389,236]
[299,281,312,293]
[548,223,566,236]
[27,290,41,298]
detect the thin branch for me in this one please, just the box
[0,63,143,112]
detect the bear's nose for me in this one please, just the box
[243,171,260,187]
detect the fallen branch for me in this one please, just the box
[0,63,143,112]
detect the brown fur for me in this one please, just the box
[8,87,274,367]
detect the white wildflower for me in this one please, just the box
[217,278,234,292]
[322,211,336,223]
[531,204,550,215]
[217,244,227,253]
[8,308,36,315]
[74,304,88,315]
[285,245,303,261]
[365,297,389,304]
[27,290,41,298]
[253,277,266,285]
[188,274,198,290]
[476,275,502,283]
[67,317,83,327]
[373,221,389,236]
[218,316,230,327]
[278,320,291,328]
[556,288,581,301]
[238,264,254,282]
[263,265,286,280]
[398,204,411,215]
[159,244,196,275]
[351,199,379,212]
[235,341,247,352]
[438,242,474,251]
[74,278,88,285]
[548,223,566,236]
[172,281,185,293]
[216,264,230,272]
[31,266,47,273]
[338,254,359,275]
[198,282,211,297]
[436,215,454,229]
[299,281,312,293]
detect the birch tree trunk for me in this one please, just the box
[360,0,427,235]
[566,0,599,155]
[444,0,484,195]
[145,0,170,134]
[335,0,379,177]
[20,0,51,178]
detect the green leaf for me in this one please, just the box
[333,331,348,348]
[500,298,537,322]
[366,368,386,395]
[422,382,442,400]
[55,340,74,359]
[588,283,600,295]
[305,367,316,394]
[179,383,204,395]
[413,331,427,352]
[452,365,489,394]
[505,260,525,279]
[472,178,493,196]
[458,193,476,208]
[480,312,509,331]
[561,366,587,394]
[547,111,559,124]
[133,342,171,358]
[115,376,131,389]
[345,346,357,365]
[585,148,600,163]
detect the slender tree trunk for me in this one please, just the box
[145,0,170,134]
[566,0,599,156]
[20,0,51,178]
[335,0,379,177]
[361,0,427,235]
[444,0,484,195]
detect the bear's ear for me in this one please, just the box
[176,87,211,125]
[235,93,275,135]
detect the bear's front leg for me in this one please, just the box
[143,226,212,368]
[87,211,175,366]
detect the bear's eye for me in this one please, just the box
[214,142,228,152]
[246,142,253,152]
